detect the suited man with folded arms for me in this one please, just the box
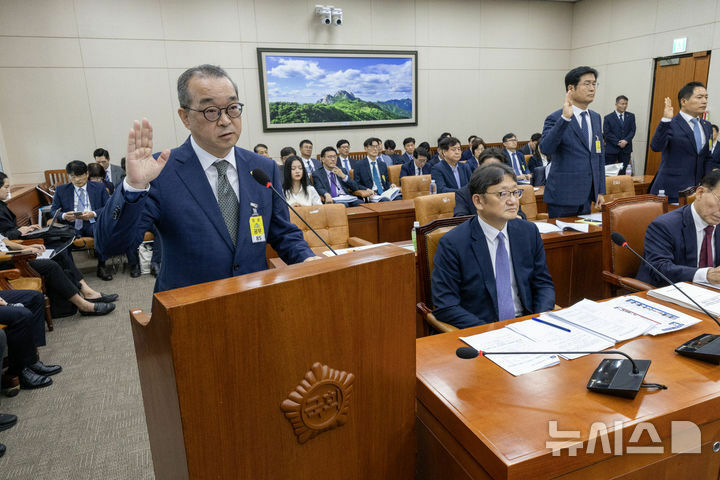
[95,64,315,292]
[432,163,555,329]
[637,170,720,287]
[603,95,636,174]
[540,66,606,218]
[431,137,473,193]
[651,82,714,202]
[312,146,364,207]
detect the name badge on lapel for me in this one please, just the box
[249,202,265,243]
[595,136,602,154]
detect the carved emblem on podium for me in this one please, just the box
[280,362,355,444]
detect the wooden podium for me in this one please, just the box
[131,245,416,479]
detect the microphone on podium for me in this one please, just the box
[611,232,720,364]
[250,169,337,256]
[456,345,665,399]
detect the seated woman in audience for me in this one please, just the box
[0,236,116,316]
[0,172,114,307]
[467,137,487,171]
[528,144,551,170]
[88,162,114,195]
[283,156,322,207]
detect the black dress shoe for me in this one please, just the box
[0,443,6,458]
[130,264,141,278]
[18,368,52,389]
[96,265,113,281]
[86,292,119,303]
[79,302,115,316]
[1,374,18,398]
[28,361,62,377]
[0,413,17,432]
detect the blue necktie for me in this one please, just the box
[371,162,384,194]
[329,172,338,197]
[495,232,515,321]
[691,118,703,153]
[452,166,461,189]
[580,111,590,150]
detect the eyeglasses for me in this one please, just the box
[579,81,599,89]
[448,146,463,152]
[183,102,244,122]
[484,189,523,199]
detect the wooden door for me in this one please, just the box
[645,51,711,175]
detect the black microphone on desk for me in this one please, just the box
[611,231,720,364]
[456,346,666,399]
[250,169,337,256]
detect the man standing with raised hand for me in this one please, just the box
[540,66,606,218]
[95,64,314,292]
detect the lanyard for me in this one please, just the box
[75,188,88,210]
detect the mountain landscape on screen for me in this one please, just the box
[263,55,414,125]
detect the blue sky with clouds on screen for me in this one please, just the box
[265,56,413,104]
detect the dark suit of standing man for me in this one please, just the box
[95,64,314,292]
[637,170,720,287]
[603,95,636,175]
[650,81,713,203]
[540,66,606,219]
[433,163,554,329]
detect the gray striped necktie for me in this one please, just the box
[213,160,239,245]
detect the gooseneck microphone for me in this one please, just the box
[250,169,337,256]
[456,345,665,398]
[612,232,720,364]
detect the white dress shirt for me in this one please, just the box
[691,202,716,283]
[301,156,316,174]
[366,157,384,191]
[477,216,523,317]
[563,104,593,148]
[661,111,707,147]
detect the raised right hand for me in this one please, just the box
[562,90,573,119]
[663,97,673,119]
[126,118,170,189]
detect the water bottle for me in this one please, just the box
[411,221,420,254]
[430,180,437,195]
[625,162,632,177]
[658,190,666,197]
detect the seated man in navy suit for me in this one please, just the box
[432,163,555,329]
[430,133,452,165]
[298,139,321,175]
[431,137,473,193]
[637,170,720,287]
[502,133,532,182]
[353,137,396,199]
[461,135,478,161]
[603,95,636,174]
[50,160,122,281]
[651,82,713,202]
[312,146,365,207]
[400,147,431,178]
[336,139,354,173]
[382,139,404,165]
[95,64,314,293]
[519,133,541,156]
[401,137,416,165]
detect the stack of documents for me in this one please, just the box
[459,296,700,376]
[532,221,589,234]
[647,282,720,317]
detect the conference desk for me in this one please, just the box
[417,291,720,479]
[534,175,654,214]
[347,199,416,243]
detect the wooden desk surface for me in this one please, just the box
[416,291,720,479]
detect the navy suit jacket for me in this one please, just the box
[636,205,720,286]
[540,109,606,206]
[432,216,555,328]
[505,149,530,175]
[713,143,720,167]
[650,114,713,201]
[460,148,474,161]
[465,156,479,172]
[311,166,360,197]
[603,111,636,154]
[519,144,536,156]
[353,157,391,191]
[95,137,313,292]
[400,161,431,178]
[431,161,472,193]
[50,181,109,227]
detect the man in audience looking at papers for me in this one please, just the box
[432,163,555,328]
[312,146,364,207]
[637,169,720,287]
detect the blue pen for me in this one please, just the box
[532,316,571,333]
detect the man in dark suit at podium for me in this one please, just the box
[432,163,555,328]
[650,81,713,202]
[95,64,314,292]
[603,95,636,175]
[637,170,720,287]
